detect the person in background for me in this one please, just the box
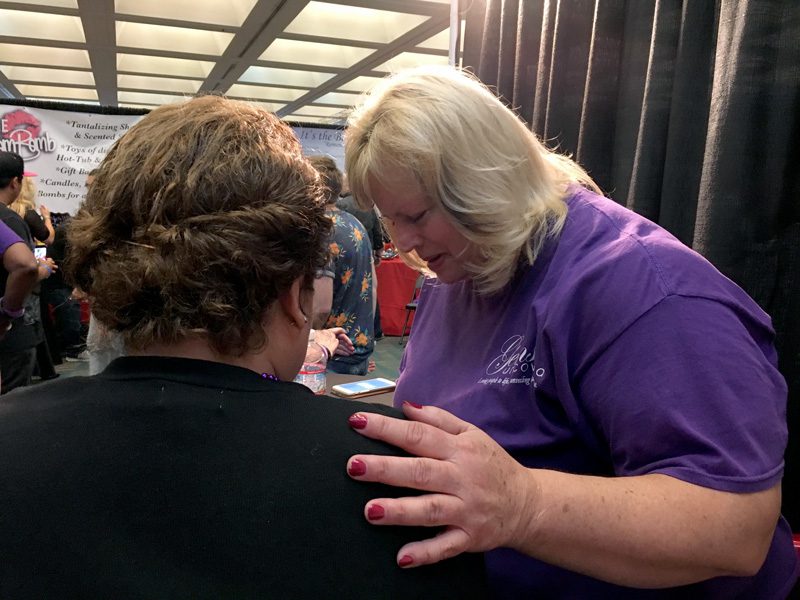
[0,95,487,598]
[43,215,85,362]
[307,155,375,376]
[14,176,55,245]
[0,220,40,365]
[338,175,386,339]
[0,152,56,393]
[11,175,59,380]
[342,66,797,597]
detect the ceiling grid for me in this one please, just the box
[0,0,461,124]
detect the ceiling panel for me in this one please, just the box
[238,65,333,89]
[118,74,201,94]
[227,84,307,102]
[116,21,234,55]
[0,1,459,125]
[0,8,85,43]
[259,39,374,70]
[116,53,215,78]
[371,50,449,73]
[3,65,94,85]
[117,90,190,105]
[0,43,91,69]
[12,0,78,6]
[17,84,97,100]
[315,90,363,107]
[284,2,428,45]
[115,0,258,28]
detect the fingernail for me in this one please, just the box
[348,413,368,429]
[403,401,423,409]
[398,555,414,567]
[367,504,385,520]
[348,459,366,477]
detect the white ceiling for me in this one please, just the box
[0,0,462,124]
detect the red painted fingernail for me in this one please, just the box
[348,459,366,477]
[348,413,368,429]
[403,401,423,409]
[367,504,385,520]
[398,555,414,567]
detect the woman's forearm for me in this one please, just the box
[2,244,39,308]
[514,470,780,588]
[347,406,781,588]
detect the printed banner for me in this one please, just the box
[0,104,345,214]
[293,126,345,169]
[0,104,141,214]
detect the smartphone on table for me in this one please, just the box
[330,378,396,399]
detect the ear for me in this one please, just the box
[277,276,309,329]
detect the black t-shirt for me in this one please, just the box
[0,356,488,599]
[43,225,69,290]
[23,208,49,243]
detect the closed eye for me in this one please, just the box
[410,209,429,224]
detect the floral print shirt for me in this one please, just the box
[324,208,374,362]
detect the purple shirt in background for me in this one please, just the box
[0,220,23,255]
[396,187,798,598]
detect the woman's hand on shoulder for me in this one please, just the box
[346,403,537,568]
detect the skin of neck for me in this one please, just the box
[126,280,310,381]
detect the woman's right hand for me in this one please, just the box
[315,327,355,357]
[346,403,538,568]
[39,204,51,220]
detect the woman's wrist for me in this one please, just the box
[38,260,53,275]
[0,296,25,319]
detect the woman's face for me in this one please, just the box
[369,167,476,284]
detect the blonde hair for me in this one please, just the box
[345,65,599,294]
[67,95,331,356]
[11,176,37,218]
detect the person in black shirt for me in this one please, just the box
[0,97,487,598]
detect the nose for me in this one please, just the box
[391,221,421,253]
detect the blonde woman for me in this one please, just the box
[12,176,55,245]
[343,66,796,597]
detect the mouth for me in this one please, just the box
[423,253,445,269]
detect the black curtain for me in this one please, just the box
[462,0,800,527]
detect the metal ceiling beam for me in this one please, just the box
[200,0,310,94]
[0,71,21,99]
[77,0,117,106]
[314,0,447,17]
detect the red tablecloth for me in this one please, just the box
[376,257,419,336]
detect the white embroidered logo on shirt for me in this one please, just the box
[478,334,545,387]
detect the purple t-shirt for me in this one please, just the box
[0,220,23,255]
[396,188,798,597]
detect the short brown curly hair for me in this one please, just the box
[66,95,331,356]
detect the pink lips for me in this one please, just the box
[425,253,445,270]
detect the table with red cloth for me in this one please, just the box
[375,257,419,336]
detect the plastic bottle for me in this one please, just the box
[293,340,327,394]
